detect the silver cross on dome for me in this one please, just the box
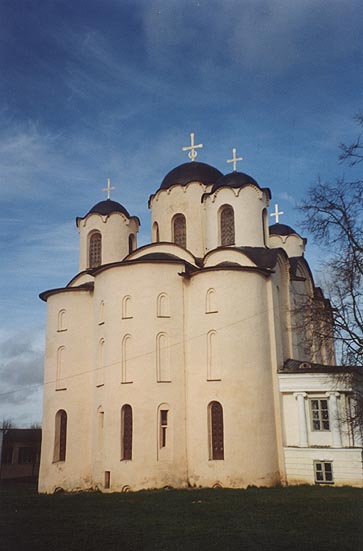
[227,148,243,172]
[182,132,203,162]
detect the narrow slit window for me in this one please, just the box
[209,401,224,460]
[89,232,102,268]
[54,409,67,462]
[173,214,186,248]
[160,409,168,448]
[121,404,133,460]
[220,206,235,246]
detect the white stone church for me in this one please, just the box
[38,138,363,492]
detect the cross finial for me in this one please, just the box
[227,147,243,172]
[182,132,203,161]
[270,203,284,223]
[102,177,115,200]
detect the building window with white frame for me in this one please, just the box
[314,461,333,484]
[310,398,330,431]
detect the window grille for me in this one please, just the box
[89,233,102,268]
[314,461,333,484]
[210,401,224,460]
[173,214,186,248]
[220,206,235,246]
[121,405,133,460]
[54,410,67,462]
[160,409,168,448]
[310,399,330,431]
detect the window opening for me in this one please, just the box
[121,405,133,460]
[89,232,102,268]
[310,399,330,431]
[104,471,111,489]
[314,461,333,484]
[220,205,235,246]
[160,409,168,448]
[209,401,224,460]
[54,409,67,462]
[173,214,186,248]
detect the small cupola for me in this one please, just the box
[269,223,307,257]
[76,180,140,272]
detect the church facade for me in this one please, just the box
[38,147,363,492]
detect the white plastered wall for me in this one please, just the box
[39,290,94,493]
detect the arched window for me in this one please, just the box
[153,222,160,243]
[209,401,224,460]
[172,214,187,248]
[89,232,102,268]
[220,205,235,246]
[121,404,133,460]
[54,410,67,462]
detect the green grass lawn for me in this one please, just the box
[0,483,362,551]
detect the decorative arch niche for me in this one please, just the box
[152,221,160,243]
[57,309,67,332]
[122,295,132,319]
[121,334,133,383]
[205,288,218,314]
[56,346,66,390]
[157,293,170,318]
[156,332,171,382]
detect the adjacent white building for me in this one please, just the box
[38,154,363,492]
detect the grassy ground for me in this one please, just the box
[0,483,362,551]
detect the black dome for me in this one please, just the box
[211,171,259,193]
[86,199,130,218]
[159,162,223,190]
[269,223,297,236]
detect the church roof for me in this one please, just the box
[269,223,298,236]
[280,359,351,374]
[158,162,223,191]
[76,199,136,227]
[211,171,259,193]
[85,199,130,218]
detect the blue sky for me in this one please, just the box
[1,0,362,425]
